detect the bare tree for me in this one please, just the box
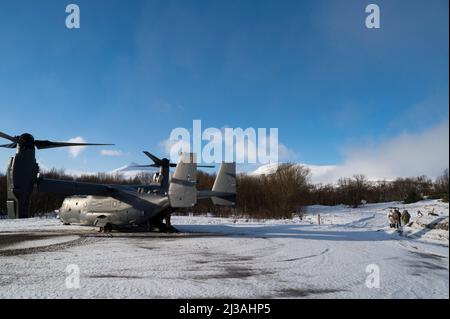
[434,169,449,202]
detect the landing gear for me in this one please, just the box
[98,223,113,233]
[164,210,172,230]
[147,211,178,233]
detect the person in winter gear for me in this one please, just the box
[401,210,411,225]
[395,209,402,227]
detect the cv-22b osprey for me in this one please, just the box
[1,131,236,232]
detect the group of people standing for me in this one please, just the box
[387,208,411,229]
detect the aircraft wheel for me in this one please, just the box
[105,223,113,233]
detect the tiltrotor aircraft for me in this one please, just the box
[1,131,236,232]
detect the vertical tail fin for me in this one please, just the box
[211,162,236,206]
[168,153,197,207]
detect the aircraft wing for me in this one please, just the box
[37,178,112,196]
[108,187,161,212]
[37,178,160,212]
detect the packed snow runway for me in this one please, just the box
[0,200,448,299]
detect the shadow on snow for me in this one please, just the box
[175,223,397,242]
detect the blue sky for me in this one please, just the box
[0,0,448,179]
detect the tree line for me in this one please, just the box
[0,166,448,218]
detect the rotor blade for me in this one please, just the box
[0,132,19,143]
[142,151,162,165]
[129,164,158,168]
[166,163,214,168]
[0,143,17,148]
[35,140,114,150]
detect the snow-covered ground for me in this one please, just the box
[0,200,448,299]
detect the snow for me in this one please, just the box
[0,200,448,299]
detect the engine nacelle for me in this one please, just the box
[7,148,39,218]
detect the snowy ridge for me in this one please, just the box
[251,162,338,184]
[109,162,158,179]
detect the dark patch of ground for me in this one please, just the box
[409,261,448,271]
[193,266,274,280]
[409,250,447,261]
[275,288,345,298]
[281,248,330,262]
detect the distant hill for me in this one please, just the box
[109,162,158,179]
[251,162,338,184]
[109,161,340,183]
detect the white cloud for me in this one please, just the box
[278,143,297,161]
[66,137,87,158]
[252,120,449,184]
[317,121,449,183]
[100,149,123,157]
[333,120,449,182]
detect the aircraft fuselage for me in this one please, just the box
[59,194,170,227]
